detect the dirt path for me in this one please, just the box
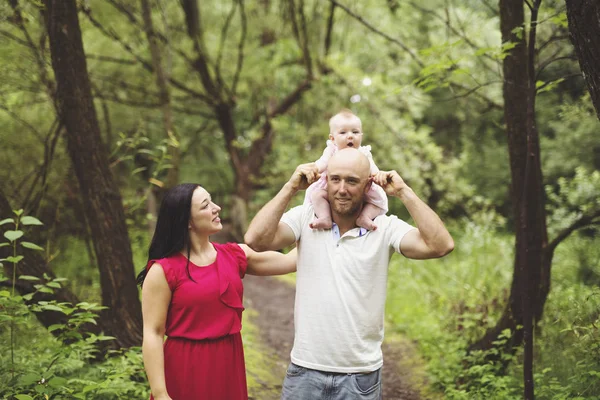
[243,275,424,400]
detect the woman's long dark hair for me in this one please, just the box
[136,183,199,286]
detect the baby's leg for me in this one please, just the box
[356,202,384,231]
[310,189,333,229]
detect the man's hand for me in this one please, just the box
[288,163,320,191]
[372,170,410,198]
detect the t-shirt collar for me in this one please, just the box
[332,222,367,240]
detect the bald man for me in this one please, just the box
[245,148,454,400]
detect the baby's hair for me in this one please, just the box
[329,108,362,132]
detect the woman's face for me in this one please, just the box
[189,187,222,235]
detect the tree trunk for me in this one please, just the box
[471,1,549,397]
[565,0,600,120]
[42,0,142,348]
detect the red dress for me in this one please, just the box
[147,243,248,400]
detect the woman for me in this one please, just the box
[137,183,296,400]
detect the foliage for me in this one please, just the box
[386,216,600,399]
[546,167,600,239]
[0,210,149,399]
[1,0,600,398]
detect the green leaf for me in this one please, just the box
[0,243,9,247]
[0,218,14,226]
[42,304,66,313]
[0,290,10,297]
[19,275,40,281]
[21,241,44,251]
[6,255,24,263]
[4,230,24,242]
[13,209,24,216]
[48,376,68,388]
[131,167,147,175]
[46,281,61,289]
[18,372,39,386]
[14,395,34,400]
[83,384,98,393]
[20,216,43,226]
[48,324,64,332]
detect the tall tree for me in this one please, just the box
[83,0,319,241]
[565,0,600,120]
[42,0,142,348]
[178,0,314,240]
[471,1,548,397]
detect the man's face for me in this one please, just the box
[326,153,370,218]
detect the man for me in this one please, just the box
[245,148,454,400]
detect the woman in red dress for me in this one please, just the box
[137,184,296,400]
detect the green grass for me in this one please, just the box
[384,218,600,399]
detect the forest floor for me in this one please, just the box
[243,274,431,400]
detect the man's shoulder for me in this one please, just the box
[374,213,401,225]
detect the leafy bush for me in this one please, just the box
[0,210,149,400]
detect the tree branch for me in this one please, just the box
[9,0,55,102]
[298,0,314,78]
[82,6,214,105]
[330,0,423,67]
[92,92,215,118]
[86,53,138,65]
[232,0,247,96]
[216,1,238,89]
[536,53,576,80]
[547,209,600,254]
[405,1,501,76]
[0,104,44,142]
[323,1,336,57]
[0,28,34,48]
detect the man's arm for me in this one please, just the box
[374,171,454,259]
[244,163,319,251]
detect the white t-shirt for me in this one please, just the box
[281,204,415,373]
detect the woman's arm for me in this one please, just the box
[141,264,173,400]
[240,245,297,276]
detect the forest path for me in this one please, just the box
[243,274,426,400]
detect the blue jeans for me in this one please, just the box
[281,363,383,400]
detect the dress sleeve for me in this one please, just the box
[147,258,177,291]
[224,243,248,278]
[358,145,380,174]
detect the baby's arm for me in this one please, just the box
[314,145,334,173]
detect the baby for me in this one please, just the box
[306,109,387,231]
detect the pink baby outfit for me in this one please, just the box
[305,140,388,212]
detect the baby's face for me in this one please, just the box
[329,116,363,149]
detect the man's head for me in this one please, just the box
[326,148,371,221]
[328,109,363,150]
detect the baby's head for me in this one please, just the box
[328,109,363,150]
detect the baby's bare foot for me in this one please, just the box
[356,215,377,231]
[310,216,333,230]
